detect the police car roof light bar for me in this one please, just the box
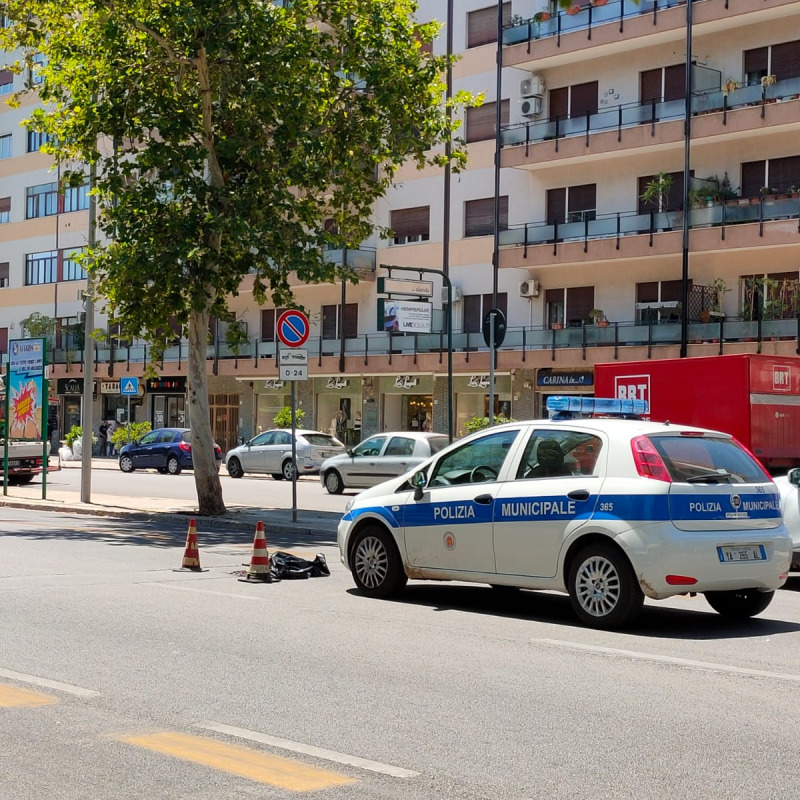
[546,396,649,420]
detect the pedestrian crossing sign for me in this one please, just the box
[120,377,139,396]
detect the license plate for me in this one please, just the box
[717,544,766,563]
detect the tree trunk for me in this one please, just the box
[187,305,226,515]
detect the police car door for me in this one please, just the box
[404,427,525,574]
[493,429,603,579]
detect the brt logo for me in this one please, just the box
[773,366,791,392]
[615,375,650,404]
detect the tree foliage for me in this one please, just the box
[1,0,470,513]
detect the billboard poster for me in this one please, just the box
[7,338,45,440]
[383,301,432,333]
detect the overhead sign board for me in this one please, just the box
[276,310,310,348]
[279,348,308,366]
[378,277,434,298]
[383,300,432,333]
[9,338,45,378]
[279,364,308,382]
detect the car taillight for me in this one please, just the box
[732,437,773,482]
[631,435,672,482]
[214,445,221,455]
[179,441,191,452]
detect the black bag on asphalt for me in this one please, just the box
[269,551,330,580]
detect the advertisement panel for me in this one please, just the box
[7,338,45,440]
[383,301,432,333]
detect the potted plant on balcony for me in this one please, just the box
[533,10,551,22]
[640,172,673,213]
[565,4,582,15]
[722,78,740,97]
[588,309,609,327]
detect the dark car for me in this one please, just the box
[118,428,222,475]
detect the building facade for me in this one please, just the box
[1,0,799,452]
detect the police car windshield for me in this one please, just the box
[647,435,766,484]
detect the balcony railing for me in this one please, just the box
[501,76,800,149]
[500,195,800,250]
[503,0,697,49]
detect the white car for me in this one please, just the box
[225,429,345,480]
[337,397,791,630]
[774,470,800,570]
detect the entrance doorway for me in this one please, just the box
[153,395,186,429]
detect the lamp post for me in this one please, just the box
[679,0,694,358]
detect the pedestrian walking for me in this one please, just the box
[98,420,109,457]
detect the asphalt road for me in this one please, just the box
[4,508,800,799]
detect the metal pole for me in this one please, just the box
[339,247,348,374]
[679,0,693,358]
[290,379,297,523]
[490,0,503,425]
[442,0,453,284]
[41,345,49,499]
[489,312,495,426]
[80,161,96,503]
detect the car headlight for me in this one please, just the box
[345,498,354,512]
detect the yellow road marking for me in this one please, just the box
[118,731,355,791]
[0,684,57,707]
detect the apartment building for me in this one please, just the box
[1,0,798,451]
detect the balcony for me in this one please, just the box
[501,77,800,164]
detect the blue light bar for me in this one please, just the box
[546,396,649,416]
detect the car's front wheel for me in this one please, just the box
[324,470,344,494]
[167,456,182,475]
[568,543,643,629]
[704,589,774,619]
[227,457,244,479]
[119,455,135,473]
[350,526,408,599]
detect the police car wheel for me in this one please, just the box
[704,589,774,619]
[351,526,407,599]
[568,544,643,630]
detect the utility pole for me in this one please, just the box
[679,0,694,358]
[80,161,96,503]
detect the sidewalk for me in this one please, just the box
[0,457,341,539]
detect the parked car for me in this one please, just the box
[118,428,223,475]
[225,429,345,480]
[774,469,800,570]
[320,432,449,494]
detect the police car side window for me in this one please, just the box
[517,431,602,480]
[429,429,519,487]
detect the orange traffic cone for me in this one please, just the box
[238,521,273,583]
[174,518,208,572]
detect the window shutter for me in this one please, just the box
[566,286,594,327]
[482,292,508,318]
[741,160,767,198]
[464,196,508,237]
[0,70,12,86]
[467,3,511,49]
[260,309,275,342]
[568,184,596,216]
[768,156,800,193]
[0,196,9,213]
[466,100,509,143]
[637,282,659,303]
[663,64,686,102]
[390,206,430,241]
[0,327,7,353]
[549,87,568,122]
[744,47,769,76]
[661,280,687,303]
[569,81,598,117]
[770,40,800,80]
[546,188,567,225]
[463,294,481,333]
[322,304,338,339]
[342,303,358,339]
[0,261,8,289]
[640,69,662,104]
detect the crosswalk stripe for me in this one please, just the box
[0,668,101,698]
[0,683,57,707]
[118,731,355,791]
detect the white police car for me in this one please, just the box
[338,397,791,629]
[774,469,800,570]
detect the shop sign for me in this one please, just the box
[101,381,120,394]
[536,369,594,387]
[146,376,186,393]
[394,375,418,389]
[326,377,350,390]
[57,377,84,395]
[468,374,490,389]
[263,379,285,390]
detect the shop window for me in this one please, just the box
[465,100,510,143]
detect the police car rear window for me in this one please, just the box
[647,435,767,484]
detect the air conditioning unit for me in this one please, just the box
[442,286,463,303]
[520,96,542,118]
[519,279,539,298]
[520,75,545,98]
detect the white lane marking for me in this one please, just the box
[201,723,420,779]
[154,583,267,601]
[534,638,800,683]
[0,667,101,697]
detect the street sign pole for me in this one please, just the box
[489,313,495,426]
[291,380,297,523]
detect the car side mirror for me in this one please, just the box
[347,448,355,457]
[411,470,427,501]
[789,468,800,487]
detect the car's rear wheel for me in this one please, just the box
[282,459,295,481]
[227,457,244,479]
[704,589,774,619]
[271,473,284,481]
[324,470,344,494]
[167,456,182,475]
[157,467,167,475]
[350,526,407,599]
[8,474,35,485]
[119,455,134,473]
[568,544,643,629]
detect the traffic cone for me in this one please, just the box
[238,521,273,583]
[174,518,207,572]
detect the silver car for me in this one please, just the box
[225,429,345,480]
[320,431,449,494]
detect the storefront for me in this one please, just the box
[315,376,362,446]
[56,377,91,439]
[100,379,143,425]
[535,368,594,416]
[146,376,186,428]
[380,375,434,433]
[255,379,291,434]
[455,374,512,436]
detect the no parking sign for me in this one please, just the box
[276,310,310,348]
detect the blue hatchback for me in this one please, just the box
[118,428,222,475]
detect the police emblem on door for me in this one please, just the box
[443,532,456,551]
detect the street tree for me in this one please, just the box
[0,0,470,514]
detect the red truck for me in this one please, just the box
[594,354,800,471]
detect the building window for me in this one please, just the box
[464,196,508,237]
[63,181,90,212]
[740,271,800,320]
[29,52,46,86]
[0,261,8,288]
[466,3,511,49]
[637,172,686,213]
[56,316,84,350]
[465,100,510,144]
[390,206,430,245]
[636,280,686,323]
[546,185,597,225]
[0,327,7,355]
[462,293,508,334]
[62,248,87,281]
[25,182,58,218]
[640,64,686,104]
[744,39,800,86]
[321,303,358,340]
[548,81,598,122]
[742,157,800,196]
[545,287,595,328]
[0,196,9,223]
[27,128,52,153]
[24,248,87,285]
[0,69,12,96]
[0,133,11,159]
[260,307,287,342]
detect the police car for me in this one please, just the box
[337,397,791,629]
[774,470,800,570]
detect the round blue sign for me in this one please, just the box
[276,310,310,347]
